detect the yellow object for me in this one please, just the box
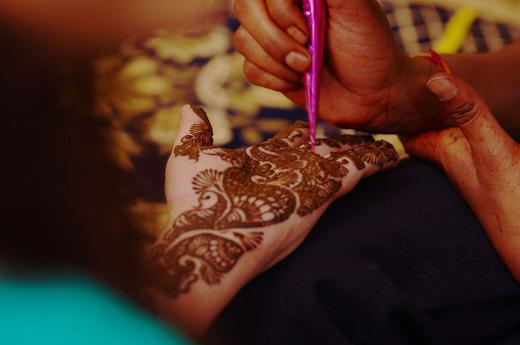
[388,0,520,28]
[433,6,478,53]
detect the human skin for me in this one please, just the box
[232,0,520,136]
[143,105,399,337]
[0,0,399,339]
[0,0,400,339]
[401,73,520,284]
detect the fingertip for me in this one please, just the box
[177,104,195,133]
[177,104,213,140]
[426,73,459,102]
[180,104,208,126]
[426,73,484,125]
[285,51,311,73]
[426,74,511,155]
[180,104,194,118]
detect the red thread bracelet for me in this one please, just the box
[414,48,453,129]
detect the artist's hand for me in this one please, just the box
[233,0,439,133]
[144,104,399,337]
[402,74,520,282]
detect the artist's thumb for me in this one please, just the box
[426,73,518,167]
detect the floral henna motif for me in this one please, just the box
[348,141,400,167]
[148,109,399,298]
[173,105,213,161]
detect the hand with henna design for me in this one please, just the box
[143,104,399,337]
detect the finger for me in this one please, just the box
[173,104,214,153]
[427,73,517,166]
[243,61,302,92]
[272,120,310,147]
[400,131,446,164]
[266,0,309,45]
[401,129,472,173]
[234,0,311,73]
[233,26,302,84]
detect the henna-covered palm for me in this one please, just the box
[145,105,399,298]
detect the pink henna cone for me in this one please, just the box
[302,0,326,150]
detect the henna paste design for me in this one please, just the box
[147,233,244,297]
[148,108,399,298]
[173,105,213,161]
[348,140,400,167]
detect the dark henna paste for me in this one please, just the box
[147,108,399,298]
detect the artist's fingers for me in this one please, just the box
[426,73,518,168]
[266,0,309,45]
[233,0,311,73]
[272,120,310,147]
[234,26,302,85]
[174,104,214,151]
[243,61,302,91]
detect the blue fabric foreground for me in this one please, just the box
[0,274,190,345]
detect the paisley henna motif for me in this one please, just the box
[147,233,244,298]
[148,108,399,298]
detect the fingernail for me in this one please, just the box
[285,51,311,73]
[427,76,459,101]
[287,26,308,45]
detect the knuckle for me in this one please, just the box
[448,100,481,124]
[267,1,289,21]
[264,32,286,57]
[242,62,257,80]
[242,66,257,84]
[438,131,469,161]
